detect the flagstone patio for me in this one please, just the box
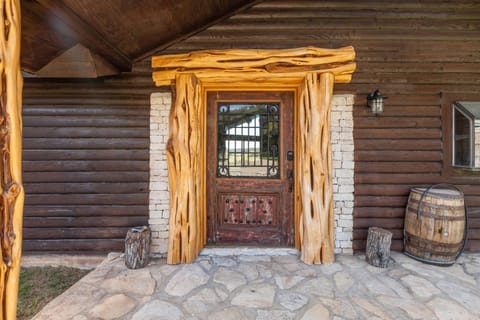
[30,250,480,320]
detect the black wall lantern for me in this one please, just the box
[367,89,387,114]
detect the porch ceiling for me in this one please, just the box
[21,0,260,76]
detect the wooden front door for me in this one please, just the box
[207,91,294,246]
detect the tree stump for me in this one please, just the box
[366,227,392,268]
[125,226,151,269]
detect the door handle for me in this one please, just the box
[287,151,294,161]
[287,169,294,192]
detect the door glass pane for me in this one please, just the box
[217,102,280,178]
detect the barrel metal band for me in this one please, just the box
[410,188,464,200]
[407,198,464,211]
[404,231,463,252]
[406,206,466,221]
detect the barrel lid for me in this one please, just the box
[411,187,463,198]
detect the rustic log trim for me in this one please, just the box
[0,0,24,319]
[152,46,355,86]
[153,47,355,264]
[296,72,335,264]
[166,74,206,264]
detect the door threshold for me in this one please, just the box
[200,246,299,257]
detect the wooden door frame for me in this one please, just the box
[206,90,295,247]
[152,47,356,264]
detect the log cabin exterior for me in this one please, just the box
[20,0,480,256]
[22,74,153,252]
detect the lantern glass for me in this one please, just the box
[371,97,383,113]
[367,90,385,114]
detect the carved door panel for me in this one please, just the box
[207,91,294,246]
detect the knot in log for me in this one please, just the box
[7,232,15,242]
[1,230,16,247]
[0,125,7,138]
[3,256,11,267]
[5,182,20,198]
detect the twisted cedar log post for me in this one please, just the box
[0,0,23,319]
[297,72,335,264]
[167,74,206,264]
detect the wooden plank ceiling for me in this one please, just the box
[21,0,260,77]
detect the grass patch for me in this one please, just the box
[17,266,91,320]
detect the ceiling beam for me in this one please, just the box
[135,0,264,62]
[35,0,132,71]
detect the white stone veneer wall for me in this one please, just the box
[149,92,355,256]
[149,93,171,255]
[331,95,355,254]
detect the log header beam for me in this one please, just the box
[152,46,356,86]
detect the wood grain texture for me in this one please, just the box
[124,226,151,269]
[205,91,294,247]
[23,205,148,217]
[165,0,477,254]
[404,188,466,264]
[153,46,356,86]
[23,216,147,228]
[22,239,125,252]
[167,73,206,264]
[366,227,392,268]
[23,0,261,72]
[24,227,132,239]
[296,72,335,264]
[18,0,480,256]
[0,1,23,318]
[157,47,355,264]
[22,77,150,253]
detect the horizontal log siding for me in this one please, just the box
[163,0,480,252]
[23,71,156,252]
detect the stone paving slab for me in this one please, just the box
[31,251,480,320]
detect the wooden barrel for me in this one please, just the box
[404,186,466,265]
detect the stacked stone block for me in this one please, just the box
[331,95,355,254]
[149,93,171,255]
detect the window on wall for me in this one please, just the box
[452,101,480,169]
